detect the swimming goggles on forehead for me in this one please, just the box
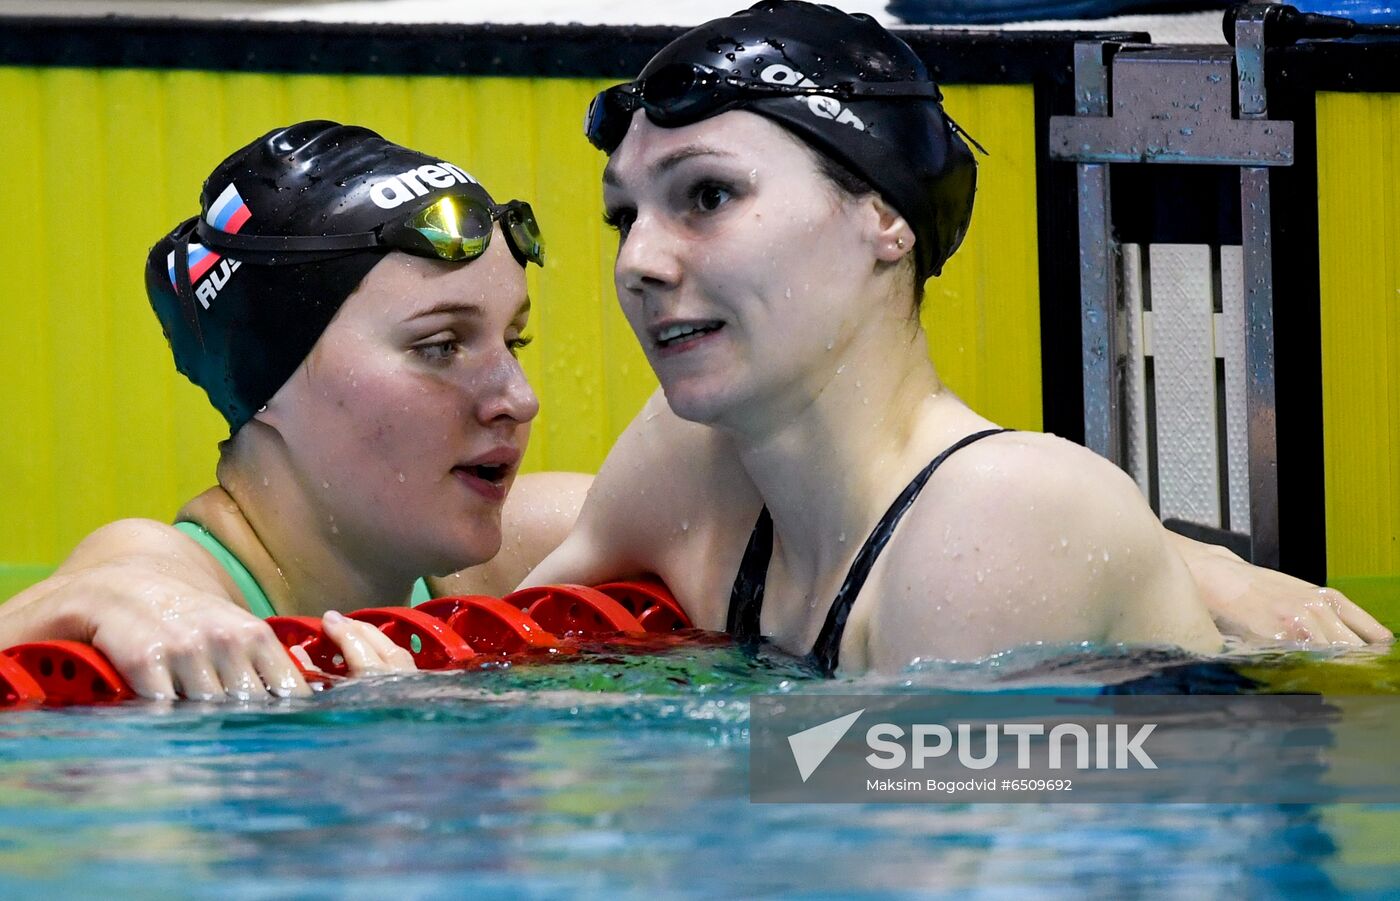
[585,62,943,152]
[195,193,545,267]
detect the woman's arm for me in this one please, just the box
[516,428,674,591]
[0,518,412,699]
[518,390,756,629]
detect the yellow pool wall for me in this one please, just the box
[0,67,1042,597]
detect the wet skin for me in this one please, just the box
[0,228,542,699]
[526,110,1228,671]
[242,230,539,605]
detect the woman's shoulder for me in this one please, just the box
[921,428,1146,516]
[64,515,215,565]
[863,427,1198,660]
[896,427,1165,574]
[53,514,240,604]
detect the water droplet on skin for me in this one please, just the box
[1102,550,1110,562]
[836,364,846,374]
[330,524,339,534]
[397,472,406,483]
[826,341,834,350]
[321,481,330,489]
[975,570,985,583]
[681,520,689,531]
[838,532,847,543]
[785,287,792,298]
[262,477,269,487]
[1059,537,1069,548]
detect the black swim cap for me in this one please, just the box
[597,0,977,281]
[148,120,511,433]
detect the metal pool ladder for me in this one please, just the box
[1048,4,1294,567]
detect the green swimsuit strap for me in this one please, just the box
[172,520,278,619]
[171,521,433,617]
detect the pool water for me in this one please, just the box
[2,640,1399,898]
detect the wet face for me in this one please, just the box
[263,226,538,579]
[602,110,887,431]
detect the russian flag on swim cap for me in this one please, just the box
[166,243,221,287]
[206,183,252,234]
[166,183,254,289]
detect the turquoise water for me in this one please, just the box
[2,640,1399,898]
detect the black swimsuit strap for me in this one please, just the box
[725,504,773,645]
[724,427,1012,676]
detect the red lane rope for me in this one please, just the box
[346,607,477,669]
[0,580,705,707]
[593,579,692,633]
[504,584,646,636]
[0,653,47,706]
[2,641,133,705]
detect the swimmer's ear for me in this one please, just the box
[866,195,915,264]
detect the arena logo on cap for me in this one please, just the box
[368,162,478,211]
[758,64,866,132]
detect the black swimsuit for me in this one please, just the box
[724,428,1011,676]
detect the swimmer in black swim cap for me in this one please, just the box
[0,120,592,700]
[585,0,979,283]
[149,120,544,433]
[2,66,1385,696]
[518,1,1391,672]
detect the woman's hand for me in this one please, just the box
[318,610,418,677]
[0,520,416,700]
[77,560,313,700]
[26,565,417,698]
[1169,533,1393,646]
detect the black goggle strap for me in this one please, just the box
[740,79,943,101]
[945,113,988,156]
[633,69,944,103]
[171,218,206,349]
[596,73,944,116]
[194,219,380,253]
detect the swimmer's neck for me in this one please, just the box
[722,322,964,579]
[207,458,419,617]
